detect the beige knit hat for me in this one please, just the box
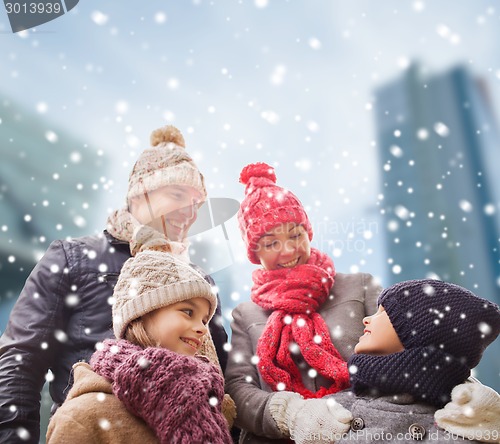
[126,125,207,202]
[112,226,217,339]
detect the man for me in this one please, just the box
[0,125,228,443]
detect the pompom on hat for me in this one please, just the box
[237,162,313,264]
[112,225,217,339]
[126,125,207,203]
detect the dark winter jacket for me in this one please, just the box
[0,231,228,444]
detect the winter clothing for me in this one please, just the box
[0,124,227,444]
[349,279,500,407]
[88,339,233,444]
[112,225,217,339]
[106,207,190,262]
[0,230,228,444]
[252,248,349,399]
[46,362,157,444]
[379,279,500,370]
[435,380,500,444]
[237,162,312,264]
[126,125,206,202]
[225,272,381,443]
[268,392,352,444]
[324,390,482,443]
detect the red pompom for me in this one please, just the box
[239,162,277,185]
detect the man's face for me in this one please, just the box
[129,185,204,241]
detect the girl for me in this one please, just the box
[47,226,234,444]
[226,162,499,444]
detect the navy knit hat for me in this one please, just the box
[349,279,500,406]
[379,279,500,369]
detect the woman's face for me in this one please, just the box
[354,305,404,355]
[255,222,311,270]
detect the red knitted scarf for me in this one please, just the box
[251,248,350,399]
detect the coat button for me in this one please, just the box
[351,417,365,431]
[408,423,426,440]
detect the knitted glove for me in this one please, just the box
[435,381,500,443]
[269,392,352,444]
[113,347,232,444]
[90,338,142,382]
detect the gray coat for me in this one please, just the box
[326,391,480,443]
[225,272,381,443]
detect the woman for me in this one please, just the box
[225,163,380,443]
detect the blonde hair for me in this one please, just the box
[124,318,158,348]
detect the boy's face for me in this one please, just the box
[129,185,203,241]
[142,297,210,356]
[354,305,404,355]
[255,222,311,270]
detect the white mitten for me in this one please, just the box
[269,392,352,444]
[435,380,500,443]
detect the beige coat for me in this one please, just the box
[46,362,158,444]
[225,272,381,443]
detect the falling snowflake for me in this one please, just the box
[434,122,450,137]
[98,418,111,431]
[91,11,109,26]
[65,294,79,306]
[390,145,403,158]
[478,322,492,335]
[254,0,269,8]
[459,200,473,212]
[154,12,167,24]
[422,284,435,296]
[308,37,322,50]
[16,428,30,441]
[54,330,68,343]
[45,131,58,143]
[270,65,286,85]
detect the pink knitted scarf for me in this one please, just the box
[91,339,232,444]
[251,248,350,399]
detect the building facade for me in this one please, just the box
[375,63,500,389]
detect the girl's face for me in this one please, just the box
[354,305,404,355]
[255,222,311,271]
[129,185,203,242]
[142,297,210,356]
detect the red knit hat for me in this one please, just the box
[237,162,313,264]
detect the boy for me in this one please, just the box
[271,279,500,443]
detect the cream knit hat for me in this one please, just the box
[126,125,207,202]
[112,226,217,339]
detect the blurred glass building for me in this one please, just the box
[375,63,500,390]
[0,94,109,442]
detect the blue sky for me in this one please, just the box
[1,1,500,311]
